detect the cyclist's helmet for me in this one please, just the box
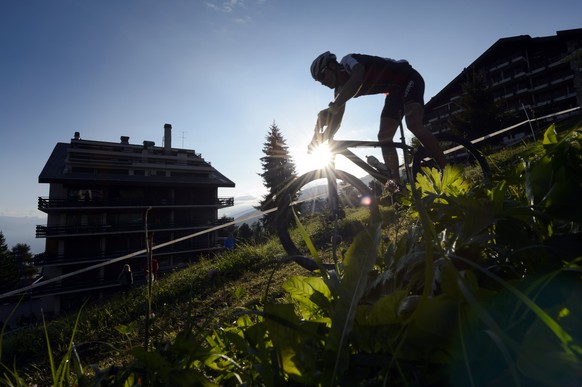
[310,51,336,81]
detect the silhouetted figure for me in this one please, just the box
[144,258,159,283]
[118,264,133,293]
[224,235,236,250]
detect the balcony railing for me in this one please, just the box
[38,196,234,210]
[38,241,225,266]
[36,218,234,238]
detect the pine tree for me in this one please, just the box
[257,122,297,232]
[12,243,36,278]
[0,230,8,254]
[238,223,253,242]
[0,231,18,292]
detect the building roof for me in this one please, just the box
[39,139,235,188]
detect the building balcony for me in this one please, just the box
[550,75,574,85]
[491,77,511,87]
[38,196,234,211]
[489,61,510,71]
[511,55,526,63]
[35,218,234,238]
[554,92,577,102]
[38,241,225,267]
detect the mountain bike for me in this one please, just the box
[275,123,490,272]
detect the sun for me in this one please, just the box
[306,142,334,169]
[294,141,335,174]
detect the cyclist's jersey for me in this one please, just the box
[340,54,413,97]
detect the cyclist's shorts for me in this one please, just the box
[381,69,425,120]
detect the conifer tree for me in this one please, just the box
[0,231,18,292]
[12,243,36,278]
[257,122,297,232]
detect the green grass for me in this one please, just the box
[1,240,309,384]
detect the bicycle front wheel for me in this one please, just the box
[276,169,379,271]
[412,134,490,186]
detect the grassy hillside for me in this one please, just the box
[1,119,581,386]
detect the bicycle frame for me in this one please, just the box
[279,119,490,268]
[323,117,414,181]
[318,122,414,222]
[326,139,414,183]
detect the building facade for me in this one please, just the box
[36,124,234,314]
[424,28,582,142]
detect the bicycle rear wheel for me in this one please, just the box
[276,169,379,271]
[412,134,490,186]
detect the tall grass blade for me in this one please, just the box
[41,310,57,385]
[0,295,24,360]
[454,254,574,348]
[457,277,522,386]
[457,307,476,387]
[326,222,381,385]
[292,209,326,274]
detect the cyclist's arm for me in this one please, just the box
[319,102,344,134]
[318,63,363,137]
[332,62,365,107]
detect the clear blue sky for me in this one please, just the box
[1,0,580,249]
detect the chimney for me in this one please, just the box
[164,123,172,151]
[120,136,129,144]
[73,132,80,140]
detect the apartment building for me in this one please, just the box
[36,124,235,314]
[424,28,582,142]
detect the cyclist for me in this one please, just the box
[309,51,446,186]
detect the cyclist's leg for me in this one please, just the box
[405,102,446,168]
[378,117,400,183]
[403,70,446,169]
[378,95,402,184]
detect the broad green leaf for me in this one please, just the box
[543,123,558,145]
[283,276,332,317]
[356,290,406,326]
[262,303,323,383]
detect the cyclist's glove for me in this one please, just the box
[316,108,333,131]
[307,132,323,154]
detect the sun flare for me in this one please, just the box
[305,142,333,169]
